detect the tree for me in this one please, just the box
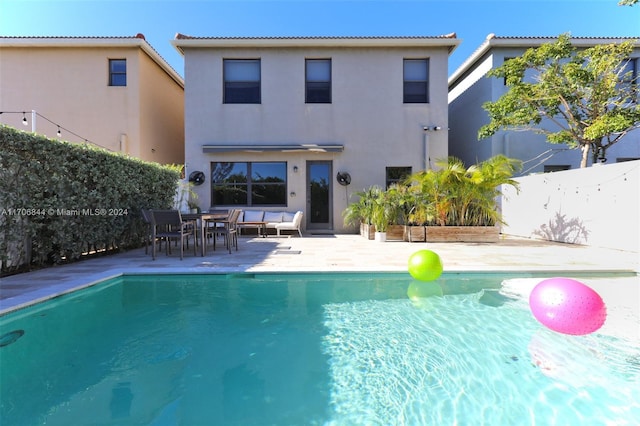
[478,34,640,168]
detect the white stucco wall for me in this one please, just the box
[183,44,452,232]
[500,160,639,252]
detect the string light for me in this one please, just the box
[544,165,637,196]
[0,110,112,151]
[519,148,571,175]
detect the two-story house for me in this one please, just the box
[0,34,185,165]
[448,35,640,175]
[449,35,640,174]
[173,34,459,233]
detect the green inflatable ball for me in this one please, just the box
[408,249,443,281]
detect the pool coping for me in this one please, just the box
[2,265,637,316]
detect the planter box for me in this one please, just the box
[360,223,375,240]
[425,226,500,243]
[404,225,426,242]
[386,224,405,241]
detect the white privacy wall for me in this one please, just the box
[500,160,639,252]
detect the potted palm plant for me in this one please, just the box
[403,175,435,242]
[405,155,521,242]
[187,200,201,214]
[343,186,381,239]
[385,184,410,241]
[175,180,200,213]
[371,188,392,242]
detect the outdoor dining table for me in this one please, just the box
[181,212,228,256]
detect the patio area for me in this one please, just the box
[1,234,638,313]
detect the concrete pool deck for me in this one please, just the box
[1,234,638,341]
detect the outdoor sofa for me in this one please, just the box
[237,210,304,237]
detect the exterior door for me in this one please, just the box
[306,161,332,230]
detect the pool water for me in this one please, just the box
[1,273,638,425]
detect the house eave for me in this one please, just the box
[202,144,345,153]
[448,34,640,90]
[172,34,460,55]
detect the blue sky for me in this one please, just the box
[1,0,638,77]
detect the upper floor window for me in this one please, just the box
[620,57,638,102]
[109,59,126,86]
[403,58,429,103]
[503,57,515,85]
[306,59,331,103]
[212,161,287,206]
[224,59,261,104]
[621,57,638,82]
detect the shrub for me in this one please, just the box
[0,125,180,273]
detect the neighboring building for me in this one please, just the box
[448,35,640,174]
[173,34,459,233]
[0,35,184,165]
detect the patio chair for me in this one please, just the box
[140,208,154,254]
[205,209,230,245]
[211,209,242,253]
[141,208,168,254]
[150,210,196,260]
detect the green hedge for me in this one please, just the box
[0,125,181,273]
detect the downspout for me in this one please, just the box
[423,127,431,170]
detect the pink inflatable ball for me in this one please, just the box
[529,277,607,336]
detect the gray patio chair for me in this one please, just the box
[150,210,196,260]
[140,208,161,255]
[211,209,242,253]
[205,209,230,245]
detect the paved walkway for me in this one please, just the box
[1,234,637,309]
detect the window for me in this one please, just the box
[306,59,331,103]
[224,59,261,104]
[503,57,515,85]
[621,57,638,83]
[212,162,287,206]
[620,57,638,102]
[109,59,126,86]
[386,167,412,189]
[403,59,429,103]
[543,165,570,173]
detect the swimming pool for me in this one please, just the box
[1,272,638,425]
